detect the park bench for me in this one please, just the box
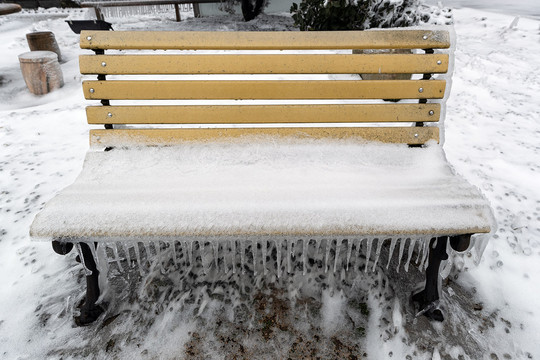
[30,29,495,326]
[78,0,215,22]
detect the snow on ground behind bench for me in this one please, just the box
[0,7,539,359]
[443,9,540,358]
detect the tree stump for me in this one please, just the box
[26,31,63,63]
[19,51,64,95]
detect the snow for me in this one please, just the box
[30,141,494,241]
[0,5,539,360]
[18,50,59,61]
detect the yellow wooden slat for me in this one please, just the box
[80,30,450,50]
[79,54,449,75]
[83,80,446,100]
[87,104,441,124]
[89,127,439,146]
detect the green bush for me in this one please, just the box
[290,0,426,31]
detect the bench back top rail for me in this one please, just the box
[80,30,451,50]
[79,29,452,147]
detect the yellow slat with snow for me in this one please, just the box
[89,127,439,146]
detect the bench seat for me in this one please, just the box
[31,139,493,241]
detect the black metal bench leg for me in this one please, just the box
[75,242,104,326]
[412,236,448,322]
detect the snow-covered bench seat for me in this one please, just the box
[30,29,495,325]
[32,142,492,240]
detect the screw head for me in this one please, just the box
[429,110,434,116]
[423,35,428,40]
[107,112,112,118]
[437,60,442,65]
[87,36,92,41]
[418,87,424,93]
[414,133,419,138]
[89,88,95,93]
[101,62,107,67]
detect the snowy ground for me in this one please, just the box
[0,6,539,360]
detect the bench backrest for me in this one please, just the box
[79,30,452,147]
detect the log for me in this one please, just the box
[19,51,64,95]
[26,31,63,63]
[0,3,22,16]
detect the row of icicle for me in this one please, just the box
[76,237,440,278]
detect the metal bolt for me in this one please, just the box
[418,87,424,93]
[437,60,442,65]
[89,88,95,93]
[414,133,419,138]
[429,110,434,116]
[423,35,428,40]
[107,112,113,118]
[101,62,107,67]
[87,36,92,41]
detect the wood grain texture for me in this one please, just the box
[86,104,441,124]
[79,54,449,75]
[83,80,446,100]
[80,30,451,50]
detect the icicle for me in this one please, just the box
[287,239,292,274]
[143,242,152,269]
[200,241,208,274]
[171,242,178,267]
[302,239,308,275]
[252,239,258,276]
[189,241,194,268]
[325,239,331,273]
[365,238,373,273]
[89,243,100,270]
[110,243,123,273]
[155,242,166,274]
[386,238,397,269]
[76,243,92,276]
[275,239,282,278]
[415,238,423,263]
[95,243,109,302]
[133,243,144,276]
[372,238,384,272]
[439,240,452,278]
[315,239,321,256]
[355,238,362,268]
[262,240,267,276]
[333,239,342,273]
[240,241,246,274]
[397,238,407,272]
[222,242,228,274]
[405,238,417,272]
[122,243,132,269]
[213,242,219,271]
[346,240,353,271]
[231,240,236,274]
[419,238,430,271]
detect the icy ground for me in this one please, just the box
[0,6,539,360]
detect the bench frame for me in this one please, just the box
[37,29,492,326]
